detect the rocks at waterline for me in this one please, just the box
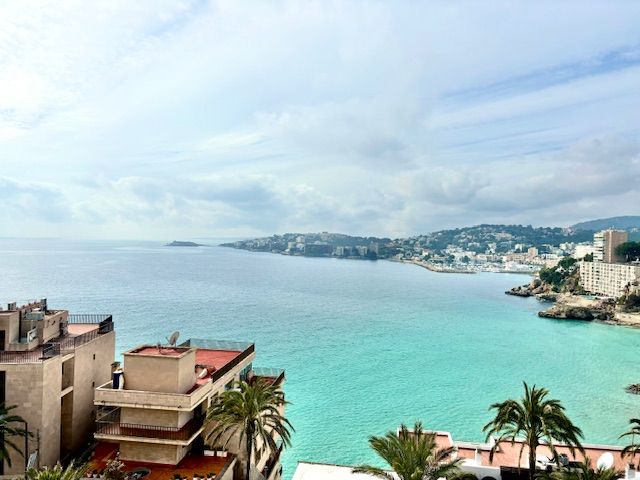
[626,384,640,395]
[505,278,550,297]
[537,304,614,321]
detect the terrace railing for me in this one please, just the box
[96,417,203,442]
[67,314,113,324]
[0,315,114,364]
[252,367,285,386]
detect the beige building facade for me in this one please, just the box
[579,261,640,297]
[94,338,285,480]
[0,299,115,476]
[594,229,628,263]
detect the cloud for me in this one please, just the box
[0,2,640,238]
[0,177,71,223]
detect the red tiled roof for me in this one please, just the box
[432,431,636,471]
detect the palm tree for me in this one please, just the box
[353,422,463,480]
[205,379,293,480]
[0,404,30,467]
[26,462,88,480]
[546,459,618,480]
[620,418,640,466]
[483,383,584,480]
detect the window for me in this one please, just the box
[93,354,96,360]
[0,371,5,404]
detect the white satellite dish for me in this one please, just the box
[167,331,180,346]
[596,452,614,470]
[198,368,208,379]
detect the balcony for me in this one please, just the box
[94,380,212,411]
[252,367,285,386]
[0,315,114,364]
[96,412,204,445]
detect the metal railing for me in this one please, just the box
[211,344,255,383]
[0,316,114,364]
[252,368,285,386]
[96,417,202,442]
[67,314,113,324]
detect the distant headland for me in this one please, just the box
[165,240,205,247]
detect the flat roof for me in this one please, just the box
[194,349,243,385]
[292,462,397,480]
[127,346,191,357]
[67,323,99,335]
[432,430,634,471]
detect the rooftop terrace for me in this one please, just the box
[91,442,235,480]
[0,314,114,363]
[432,430,637,471]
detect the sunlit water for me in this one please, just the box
[2,239,640,478]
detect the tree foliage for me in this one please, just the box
[27,462,88,480]
[616,242,640,262]
[353,422,462,480]
[0,404,31,467]
[206,379,293,480]
[539,257,578,291]
[544,460,618,480]
[483,383,583,480]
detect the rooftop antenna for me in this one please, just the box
[167,331,180,347]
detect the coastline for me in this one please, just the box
[222,245,543,275]
[391,257,475,274]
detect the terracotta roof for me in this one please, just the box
[431,431,636,471]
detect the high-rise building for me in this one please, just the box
[594,230,628,263]
[0,299,115,475]
[579,261,640,297]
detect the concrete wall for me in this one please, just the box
[39,311,67,344]
[120,407,193,429]
[71,331,115,453]
[123,349,196,394]
[1,329,115,475]
[0,311,20,346]
[119,441,183,464]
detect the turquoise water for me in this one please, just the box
[1,239,640,478]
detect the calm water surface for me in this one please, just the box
[1,239,639,478]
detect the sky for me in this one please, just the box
[0,1,639,240]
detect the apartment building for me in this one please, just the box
[0,299,115,476]
[93,338,285,480]
[594,230,628,263]
[579,261,640,297]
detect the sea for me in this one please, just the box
[1,238,640,479]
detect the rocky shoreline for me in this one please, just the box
[507,282,640,326]
[506,278,617,322]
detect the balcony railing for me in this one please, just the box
[67,314,113,324]
[0,316,114,364]
[0,343,59,363]
[94,379,212,411]
[252,368,285,386]
[96,417,203,442]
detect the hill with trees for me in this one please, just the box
[572,216,640,231]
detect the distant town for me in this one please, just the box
[220,218,640,275]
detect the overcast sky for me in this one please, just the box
[1,1,639,240]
